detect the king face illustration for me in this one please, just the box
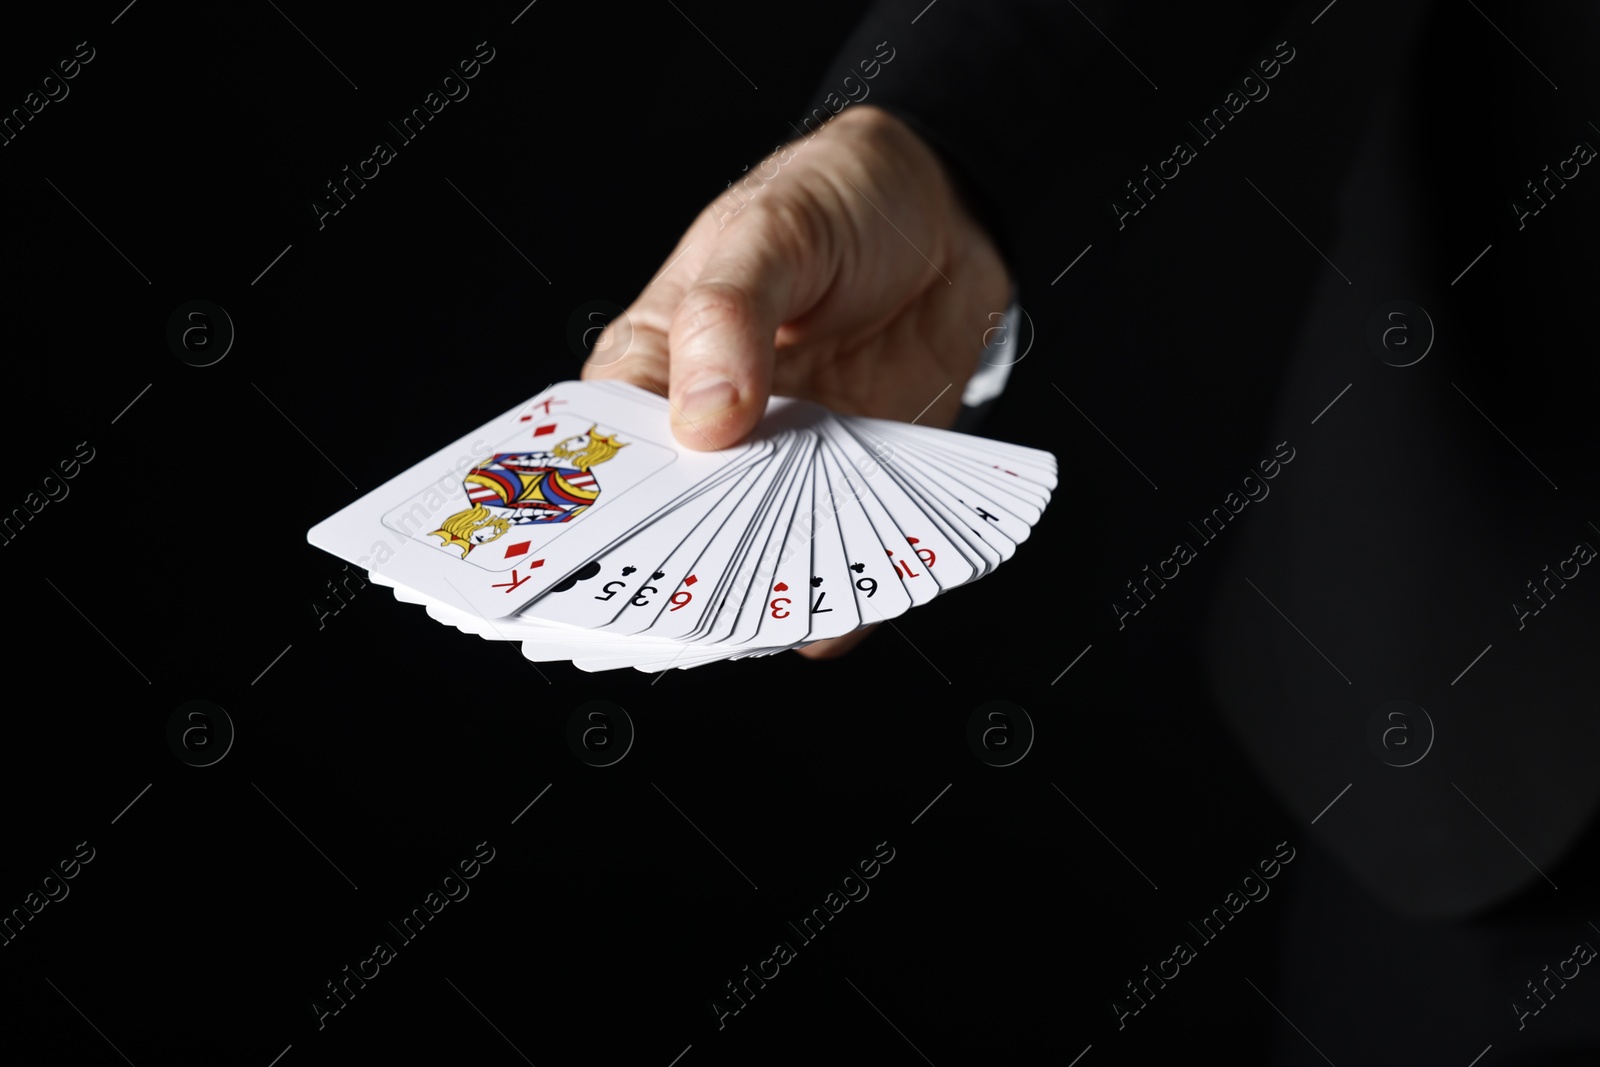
[431,425,628,558]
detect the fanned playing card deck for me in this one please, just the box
[308,381,1057,672]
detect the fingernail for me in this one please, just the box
[679,378,737,423]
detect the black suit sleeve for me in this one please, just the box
[801,0,1286,269]
[800,0,1600,924]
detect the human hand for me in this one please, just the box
[582,104,1010,656]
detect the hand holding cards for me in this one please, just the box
[308,381,1056,672]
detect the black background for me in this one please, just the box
[2,1,1595,1064]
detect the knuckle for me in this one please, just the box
[674,282,754,345]
[749,193,828,265]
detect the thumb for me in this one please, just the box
[665,212,812,449]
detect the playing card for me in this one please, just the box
[639,430,806,644]
[309,380,1058,673]
[727,434,818,648]
[596,458,775,637]
[690,431,815,644]
[311,381,770,621]
[813,440,913,624]
[865,415,1058,482]
[788,451,863,641]
[514,457,762,630]
[816,420,977,599]
[854,425,1046,526]
[851,426,1017,567]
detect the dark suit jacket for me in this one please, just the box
[808,0,1600,918]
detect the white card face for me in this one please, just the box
[310,381,768,621]
[734,436,818,647]
[379,407,677,573]
[858,415,1058,481]
[842,422,1033,546]
[868,427,1049,519]
[860,437,1014,570]
[817,420,978,596]
[695,433,813,644]
[786,452,862,640]
[515,460,755,629]
[871,430,1058,499]
[311,379,1061,672]
[596,459,771,637]
[631,433,803,643]
[815,442,911,625]
[877,454,1001,579]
